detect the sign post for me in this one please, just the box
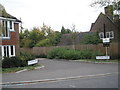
[96,24,110,60]
[102,38,110,57]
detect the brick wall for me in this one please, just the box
[1,23,20,56]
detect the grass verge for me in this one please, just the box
[0,64,42,73]
[75,59,119,63]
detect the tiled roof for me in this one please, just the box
[0,4,21,22]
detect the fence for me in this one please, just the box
[20,42,119,59]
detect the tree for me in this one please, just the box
[61,26,66,34]
[61,26,72,34]
[81,32,102,45]
[90,0,120,15]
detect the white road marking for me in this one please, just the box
[69,85,76,88]
[2,72,118,86]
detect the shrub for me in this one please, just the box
[91,51,104,59]
[35,54,47,58]
[19,52,35,61]
[2,57,26,68]
[47,48,104,60]
[2,52,36,68]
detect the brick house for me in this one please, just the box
[0,5,21,59]
[90,5,120,42]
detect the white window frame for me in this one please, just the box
[106,31,114,39]
[0,17,16,39]
[99,32,104,39]
[9,45,15,57]
[1,20,10,39]
[9,21,15,31]
[1,45,16,59]
[99,31,114,39]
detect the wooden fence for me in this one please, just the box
[20,42,119,59]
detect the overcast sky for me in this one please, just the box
[0,0,104,32]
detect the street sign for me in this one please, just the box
[102,38,110,43]
[28,59,38,65]
[102,38,110,47]
[96,56,110,60]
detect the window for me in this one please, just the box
[106,32,110,38]
[99,32,104,39]
[106,31,114,39]
[10,21,12,29]
[11,46,14,55]
[9,21,14,31]
[4,46,9,57]
[2,20,9,38]
[1,45,15,58]
[99,31,114,39]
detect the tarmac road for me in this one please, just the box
[2,58,118,88]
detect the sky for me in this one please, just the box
[0,0,104,32]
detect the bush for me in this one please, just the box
[2,52,36,68]
[19,52,35,61]
[47,48,103,60]
[35,54,47,58]
[2,57,26,68]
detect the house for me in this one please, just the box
[0,4,21,59]
[90,5,120,42]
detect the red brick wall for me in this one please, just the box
[2,32,18,45]
[1,23,20,56]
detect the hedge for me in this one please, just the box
[47,48,103,60]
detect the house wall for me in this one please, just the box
[90,13,119,42]
[1,23,20,56]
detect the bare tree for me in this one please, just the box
[90,0,120,15]
[71,24,77,50]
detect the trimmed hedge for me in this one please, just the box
[2,57,26,68]
[47,48,103,60]
[2,52,35,68]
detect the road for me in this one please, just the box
[2,58,118,88]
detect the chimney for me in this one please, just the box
[104,5,113,20]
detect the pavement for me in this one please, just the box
[2,58,118,88]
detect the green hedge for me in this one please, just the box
[2,52,35,68]
[47,48,103,60]
[2,57,26,68]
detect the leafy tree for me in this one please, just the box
[29,27,45,47]
[61,26,66,34]
[36,38,50,47]
[81,32,102,45]
[20,24,62,48]
[61,26,72,34]
[20,29,30,48]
